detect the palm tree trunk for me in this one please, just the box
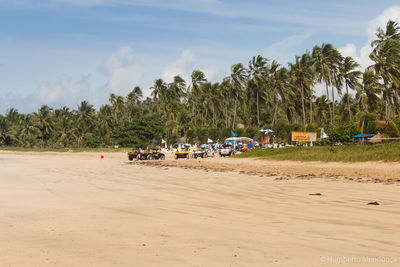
[204,107,208,126]
[212,103,215,128]
[273,95,278,126]
[394,88,400,118]
[345,81,352,121]
[361,101,367,134]
[192,100,195,124]
[384,82,391,120]
[232,98,237,129]
[331,84,335,124]
[256,88,260,128]
[309,95,313,124]
[225,104,228,128]
[301,83,306,126]
[326,83,332,124]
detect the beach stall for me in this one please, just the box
[259,129,274,145]
[353,134,373,145]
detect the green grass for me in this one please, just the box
[0,147,131,153]
[234,143,400,162]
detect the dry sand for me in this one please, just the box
[0,151,399,266]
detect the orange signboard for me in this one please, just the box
[291,132,317,142]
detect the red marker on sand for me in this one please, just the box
[101,155,104,159]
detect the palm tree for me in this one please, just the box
[77,101,95,128]
[127,86,143,105]
[208,82,221,128]
[369,40,400,119]
[356,71,384,132]
[371,20,400,50]
[19,114,40,147]
[369,20,400,119]
[339,56,361,121]
[268,63,293,125]
[54,106,74,147]
[289,52,314,125]
[169,75,186,101]
[109,94,125,124]
[37,105,54,147]
[312,44,342,124]
[248,55,268,127]
[314,95,330,124]
[220,77,232,128]
[230,63,248,129]
[151,78,168,114]
[126,87,143,121]
[151,79,166,100]
[190,70,207,125]
[0,112,17,146]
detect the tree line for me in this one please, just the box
[1,20,400,148]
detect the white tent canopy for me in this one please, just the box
[225,137,252,143]
[258,129,273,134]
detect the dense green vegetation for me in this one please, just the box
[234,143,400,162]
[1,20,400,149]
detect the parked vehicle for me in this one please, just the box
[127,151,138,160]
[219,144,234,157]
[193,150,207,158]
[147,149,165,160]
[175,150,189,159]
[127,150,148,160]
[128,148,165,160]
[224,137,253,151]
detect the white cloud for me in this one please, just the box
[366,6,400,40]
[101,46,135,74]
[37,75,91,107]
[0,76,92,113]
[98,46,145,101]
[338,43,357,59]
[0,46,146,113]
[263,33,312,64]
[161,49,196,83]
[201,66,224,83]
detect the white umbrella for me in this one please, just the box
[258,129,274,134]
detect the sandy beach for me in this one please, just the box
[0,151,399,266]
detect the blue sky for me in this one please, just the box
[1,0,400,113]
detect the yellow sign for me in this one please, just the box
[292,132,317,142]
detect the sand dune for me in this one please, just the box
[0,151,399,266]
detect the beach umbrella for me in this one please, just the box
[258,129,273,134]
